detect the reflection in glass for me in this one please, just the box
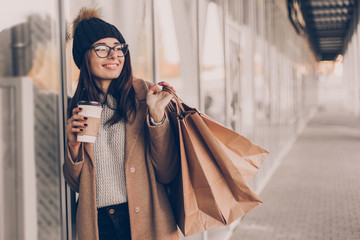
[155,0,199,107]
[0,4,62,240]
[120,0,153,81]
[156,0,181,81]
[200,1,225,124]
[228,41,241,131]
[0,85,18,240]
[253,38,269,148]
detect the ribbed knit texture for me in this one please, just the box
[93,95,127,208]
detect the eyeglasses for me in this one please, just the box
[90,44,129,58]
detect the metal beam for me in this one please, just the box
[321,53,339,61]
[299,0,358,58]
[316,29,346,34]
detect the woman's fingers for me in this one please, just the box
[71,113,87,121]
[67,121,87,132]
[148,82,176,97]
[66,111,88,134]
[149,84,157,93]
[158,81,176,92]
[71,120,88,127]
[71,127,84,133]
[158,81,172,88]
[69,118,87,131]
[66,108,89,145]
[73,107,83,115]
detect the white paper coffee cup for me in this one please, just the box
[77,101,102,143]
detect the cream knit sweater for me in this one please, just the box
[93,95,127,208]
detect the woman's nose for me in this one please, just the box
[107,48,116,58]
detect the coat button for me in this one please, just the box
[130,167,136,173]
[109,209,115,214]
[135,207,140,213]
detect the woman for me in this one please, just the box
[63,8,180,240]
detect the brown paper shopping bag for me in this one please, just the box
[164,87,269,236]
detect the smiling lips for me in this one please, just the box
[103,63,119,70]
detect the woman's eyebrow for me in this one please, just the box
[94,42,121,46]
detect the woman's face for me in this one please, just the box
[88,37,125,83]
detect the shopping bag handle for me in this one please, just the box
[162,86,186,119]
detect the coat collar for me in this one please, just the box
[84,78,149,166]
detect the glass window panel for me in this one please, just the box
[253,38,267,146]
[0,1,62,240]
[199,1,226,124]
[107,0,153,82]
[227,0,242,24]
[155,0,181,80]
[226,26,243,132]
[155,0,199,107]
[243,0,250,25]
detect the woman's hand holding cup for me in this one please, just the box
[66,107,88,159]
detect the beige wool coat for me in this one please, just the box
[63,78,181,240]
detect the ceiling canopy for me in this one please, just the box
[299,0,358,60]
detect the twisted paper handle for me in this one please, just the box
[162,86,186,119]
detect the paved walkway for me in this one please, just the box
[230,108,360,240]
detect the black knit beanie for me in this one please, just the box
[72,8,126,69]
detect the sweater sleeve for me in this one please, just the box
[62,143,85,192]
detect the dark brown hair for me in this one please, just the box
[67,49,137,125]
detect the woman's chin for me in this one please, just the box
[101,73,121,80]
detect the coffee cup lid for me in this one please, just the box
[78,101,102,106]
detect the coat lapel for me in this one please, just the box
[125,99,147,165]
[125,79,150,165]
[84,142,94,166]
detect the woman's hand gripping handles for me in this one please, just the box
[146,81,175,123]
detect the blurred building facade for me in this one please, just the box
[0,0,321,240]
[343,2,360,117]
